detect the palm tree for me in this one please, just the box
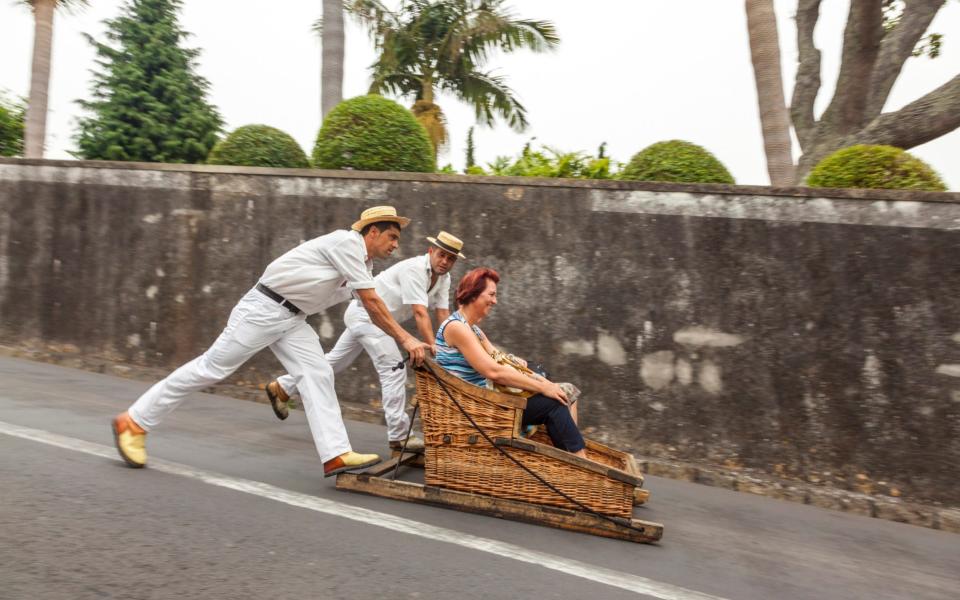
[745,0,794,186]
[21,0,88,158]
[346,0,559,157]
[321,0,345,119]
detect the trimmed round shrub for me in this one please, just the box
[619,140,735,184]
[313,95,434,172]
[806,145,946,191]
[207,124,309,168]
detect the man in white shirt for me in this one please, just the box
[111,206,432,477]
[265,231,465,453]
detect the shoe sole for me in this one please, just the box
[111,419,146,469]
[324,457,381,478]
[389,445,425,455]
[265,384,289,421]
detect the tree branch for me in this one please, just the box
[790,0,822,150]
[819,0,884,133]
[855,73,960,149]
[746,0,795,185]
[865,0,945,119]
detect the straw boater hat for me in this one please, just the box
[351,206,412,232]
[427,231,466,259]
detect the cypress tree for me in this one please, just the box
[465,126,475,171]
[74,0,222,163]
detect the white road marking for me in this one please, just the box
[0,420,727,600]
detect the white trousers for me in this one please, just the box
[128,288,352,462]
[277,303,410,442]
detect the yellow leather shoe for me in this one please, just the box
[112,411,147,468]
[323,451,381,477]
[264,380,289,421]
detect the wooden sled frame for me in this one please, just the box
[336,360,663,543]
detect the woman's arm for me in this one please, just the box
[444,322,568,404]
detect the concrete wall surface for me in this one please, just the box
[2,158,959,507]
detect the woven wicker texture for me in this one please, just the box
[528,427,629,471]
[416,368,521,445]
[425,446,633,517]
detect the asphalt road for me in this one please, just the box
[0,356,957,600]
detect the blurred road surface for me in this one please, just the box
[0,356,957,600]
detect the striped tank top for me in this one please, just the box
[435,311,487,387]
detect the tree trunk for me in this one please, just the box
[745,0,795,185]
[790,1,957,183]
[321,0,344,120]
[25,0,56,158]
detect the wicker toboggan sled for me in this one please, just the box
[336,359,663,543]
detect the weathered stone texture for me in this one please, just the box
[2,159,958,509]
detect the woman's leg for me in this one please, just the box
[522,394,586,457]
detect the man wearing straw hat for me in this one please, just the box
[111,206,432,477]
[264,231,465,453]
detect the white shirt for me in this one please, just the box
[347,253,450,325]
[259,230,375,316]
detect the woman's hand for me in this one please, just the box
[508,353,528,368]
[540,380,569,405]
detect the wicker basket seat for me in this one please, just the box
[415,359,642,518]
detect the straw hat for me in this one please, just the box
[427,231,466,259]
[351,206,412,232]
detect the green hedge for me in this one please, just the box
[619,140,734,184]
[313,95,434,172]
[207,124,309,168]
[806,145,946,191]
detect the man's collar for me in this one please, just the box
[350,229,370,261]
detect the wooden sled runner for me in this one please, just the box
[337,359,663,544]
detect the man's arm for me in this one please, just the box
[412,304,437,347]
[434,308,450,325]
[357,288,431,364]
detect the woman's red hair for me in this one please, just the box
[456,267,500,307]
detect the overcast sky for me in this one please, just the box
[1,0,958,188]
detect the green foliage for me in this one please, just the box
[313,95,434,172]
[437,163,457,174]
[806,144,946,191]
[465,165,487,175]
[73,0,223,163]
[486,143,613,179]
[619,140,735,184]
[348,0,559,134]
[0,92,25,157]
[207,125,309,168]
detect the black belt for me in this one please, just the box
[256,283,302,314]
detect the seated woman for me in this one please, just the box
[435,267,586,458]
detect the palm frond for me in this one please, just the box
[444,69,528,131]
[344,0,402,48]
[368,71,421,98]
[21,0,89,13]
[441,7,559,65]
